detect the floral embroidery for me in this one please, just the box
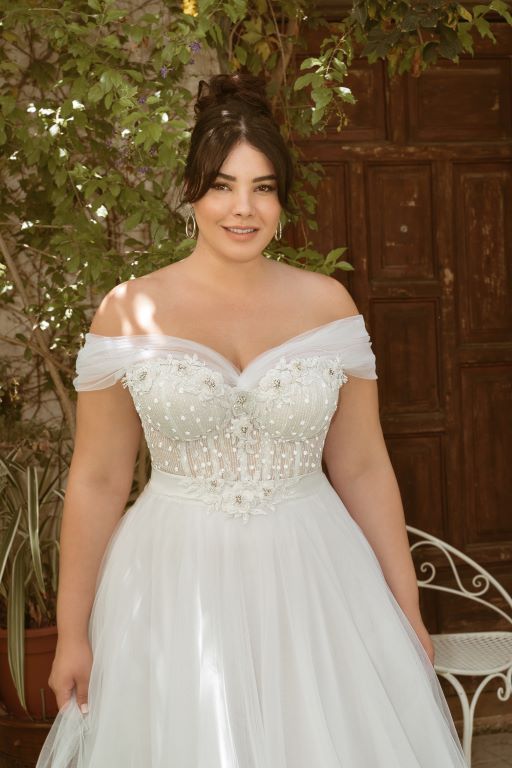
[200,475,305,524]
[257,354,347,400]
[121,362,156,394]
[230,414,257,444]
[321,356,348,389]
[122,353,229,405]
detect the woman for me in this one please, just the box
[37,74,468,767]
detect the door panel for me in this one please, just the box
[297,20,512,726]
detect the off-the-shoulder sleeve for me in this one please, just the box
[73,335,155,391]
[310,314,378,380]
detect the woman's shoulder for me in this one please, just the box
[88,266,177,336]
[274,261,359,321]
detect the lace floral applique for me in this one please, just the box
[121,353,228,404]
[257,354,348,402]
[201,475,305,524]
[229,414,259,452]
[322,355,348,389]
[121,361,156,395]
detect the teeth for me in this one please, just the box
[226,227,256,234]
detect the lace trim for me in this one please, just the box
[120,351,348,398]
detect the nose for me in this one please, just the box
[231,189,254,217]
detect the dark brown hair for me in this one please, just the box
[181,74,295,211]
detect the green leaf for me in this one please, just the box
[88,83,104,103]
[325,246,347,262]
[234,45,247,65]
[473,15,495,41]
[490,0,512,22]
[0,505,22,585]
[311,105,326,126]
[7,546,27,713]
[457,4,473,21]
[293,72,317,91]
[104,8,126,22]
[312,87,333,110]
[300,57,323,70]
[0,95,16,116]
[123,210,144,231]
[422,41,439,64]
[26,467,45,594]
[241,31,263,44]
[125,69,144,83]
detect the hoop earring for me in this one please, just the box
[275,220,283,241]
[185,210,197,238]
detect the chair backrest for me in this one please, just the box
[406,525,512,626]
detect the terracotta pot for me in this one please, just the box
[0,626,58,721]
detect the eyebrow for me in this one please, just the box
[215,172,277,182]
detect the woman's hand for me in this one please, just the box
[48,637,93,713]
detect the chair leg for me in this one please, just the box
[438,672,473,767]
[439,668,512,768]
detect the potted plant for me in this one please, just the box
[0,449,65,722]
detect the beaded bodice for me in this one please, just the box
[74,314,377,521]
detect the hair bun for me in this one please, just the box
[194,74,273,119]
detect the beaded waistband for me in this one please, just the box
[146,468,327,524]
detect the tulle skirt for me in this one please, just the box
[36,469,468,767]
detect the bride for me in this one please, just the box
[37,73,467,768]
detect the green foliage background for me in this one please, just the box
[1,0,511,447]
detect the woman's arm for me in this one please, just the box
[50,381,141,711]
[56,383,141,645]
[50,290,143,710]
[322,375,434,662]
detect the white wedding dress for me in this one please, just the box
[36,314,468,767]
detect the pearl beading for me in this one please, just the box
[122,351,348,521]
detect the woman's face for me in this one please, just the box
[192,141,282,261]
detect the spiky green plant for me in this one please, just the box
[0,450,64,713]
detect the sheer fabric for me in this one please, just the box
[36,314,468,767]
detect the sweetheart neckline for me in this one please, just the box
[87,313,363,378]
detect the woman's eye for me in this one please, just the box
[211,182,230,191]
[257,184,276,193]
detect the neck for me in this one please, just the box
[184,242,272,294]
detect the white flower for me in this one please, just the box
[322,356,348,389]
[194,368,225,401]
[122,363,156,394]
[214,481,272,524]
[258,359,295,399]
[95,205,108,218]
[72,100,85,110]
[229,415,260,452]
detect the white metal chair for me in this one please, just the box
[406,525,512,767]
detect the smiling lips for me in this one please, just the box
[223,226,258,234]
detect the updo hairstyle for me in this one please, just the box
[181,74,295,211]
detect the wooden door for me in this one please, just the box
[294,20,512,726]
